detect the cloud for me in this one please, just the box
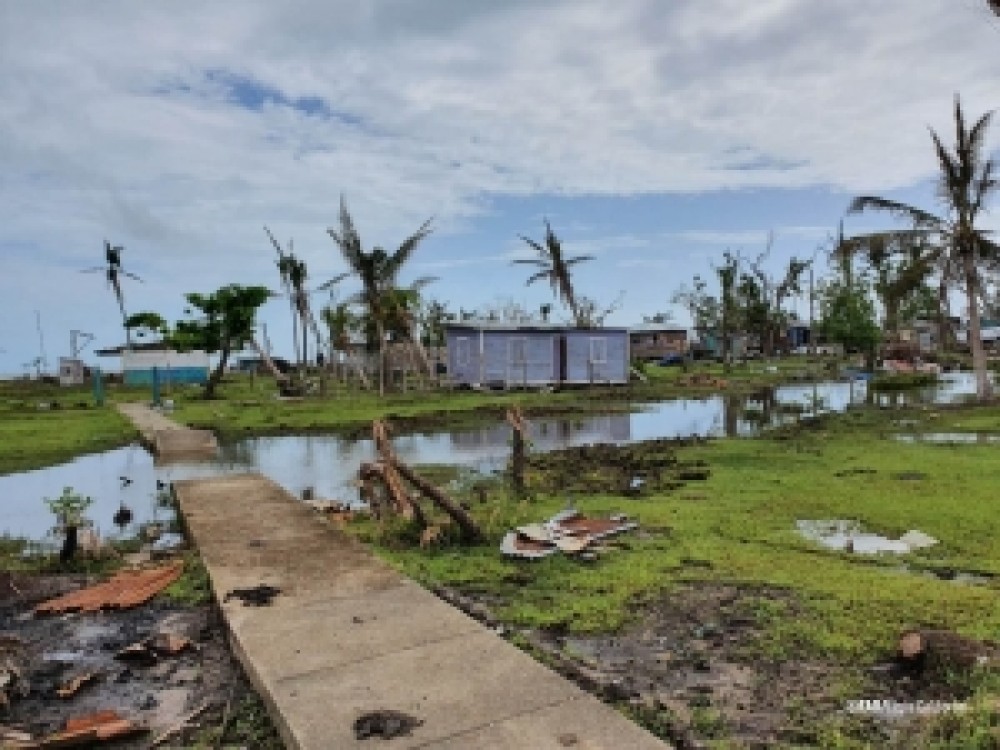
[1,0,998,368]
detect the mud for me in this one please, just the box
[436,582,991,749]
[520,437,711,497]
[0,566,282,747]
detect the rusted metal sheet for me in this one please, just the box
[33,562,183,616]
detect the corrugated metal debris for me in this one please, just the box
[501,509,638,560]
[33,562,183,616]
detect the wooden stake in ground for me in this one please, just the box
[506,406,528,497]
[372,421,419,518]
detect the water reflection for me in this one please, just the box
[0,372,986,541]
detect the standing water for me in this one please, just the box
[0,373,984,541]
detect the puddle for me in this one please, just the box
[894,433,1000,444]
[796,520,911,554]
[0,374,985,541]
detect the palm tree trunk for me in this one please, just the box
[938,276,951,352]
[301,310,308,382]
[377,321,386,396]
[964,255,992,401]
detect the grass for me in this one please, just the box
[344,404,1000,746]
[0,379,141,474]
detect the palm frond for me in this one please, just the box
[972,158,998,217]
[388,218,434,278]
[407,275,438,292]
[848,196,943,228]
[120,270,143,282]
[327,196,365,271]
[524,270,552,286]
[517,235,547,260]
[563,255,595,267]
[511,258,548,267]
[316,272,352,291]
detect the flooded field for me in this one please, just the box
[0,373,987,542]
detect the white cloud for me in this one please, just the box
[1,0,999,369]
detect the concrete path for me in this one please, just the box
[116,403,218,461]
[173,474,670,750]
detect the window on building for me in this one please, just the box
[456,337,471,366]
[508,337,528,364]
[589,337,607,363]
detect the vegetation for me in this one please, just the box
[83,241,143,348]
[514,220,594,326]
[848,96,999,401]
[326,196,435,395]
[172,285,272,398]
[817,274,881,363]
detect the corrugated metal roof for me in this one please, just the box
[34,562,183,615]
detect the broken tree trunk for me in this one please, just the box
[391,459,482,542]
[372,421,420,518]
[359,461,427,528]
[506,406,528,497]
[897,629,995,674]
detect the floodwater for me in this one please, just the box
[796,519,912,554]
[0,372,986,542]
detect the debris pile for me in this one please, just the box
[358,420,482,542]
[501,509,637,560]
[353,709,423,741]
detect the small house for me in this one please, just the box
[96,345,210,386]
[445,322,630,387]
[628,324,688,361]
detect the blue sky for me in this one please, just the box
[1,1,999,375]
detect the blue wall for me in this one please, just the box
[124,367,208,386]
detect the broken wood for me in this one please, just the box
[391,459,482,542]
[359,461,428,529]
[897,628,995,673]
[372,421,419,518]
[506,406,528,496]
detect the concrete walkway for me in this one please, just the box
[116,403,218,461]
[173,474,670,750]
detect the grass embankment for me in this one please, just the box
[0,380,141,475]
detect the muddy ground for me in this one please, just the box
[436,582,986,749]
[0,567,283,748]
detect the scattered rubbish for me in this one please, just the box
[502,509,638,560]
[115,630,194,668]
[9,710,146,748]
[353,709,423,740]
[34,562,184,616]
[796,520,937,555]
[0,634,27,709]
[1,726,33,744]
[224,584,282,606]
[149,700,211,747]
[56,671,100,699]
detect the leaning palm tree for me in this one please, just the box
[848,96,1000,401]
[990,0,1000,17]
[514,221,593,326]
[326,197,434,395]
[83,241,142,348]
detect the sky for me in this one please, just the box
[1,0,999,375]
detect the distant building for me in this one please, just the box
[58,357,86,386]
[96,344,209,385]
[628,324,688,361]
[444,322,630,387]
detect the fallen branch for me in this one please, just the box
[391,459,482,542]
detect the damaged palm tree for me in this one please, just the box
[362,420,482,542]
[507,406,528,497]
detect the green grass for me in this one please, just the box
[0,379,140,474]
[352,406,1000,662]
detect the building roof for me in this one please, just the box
[445,321,628,333]
[628,323,689,334]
